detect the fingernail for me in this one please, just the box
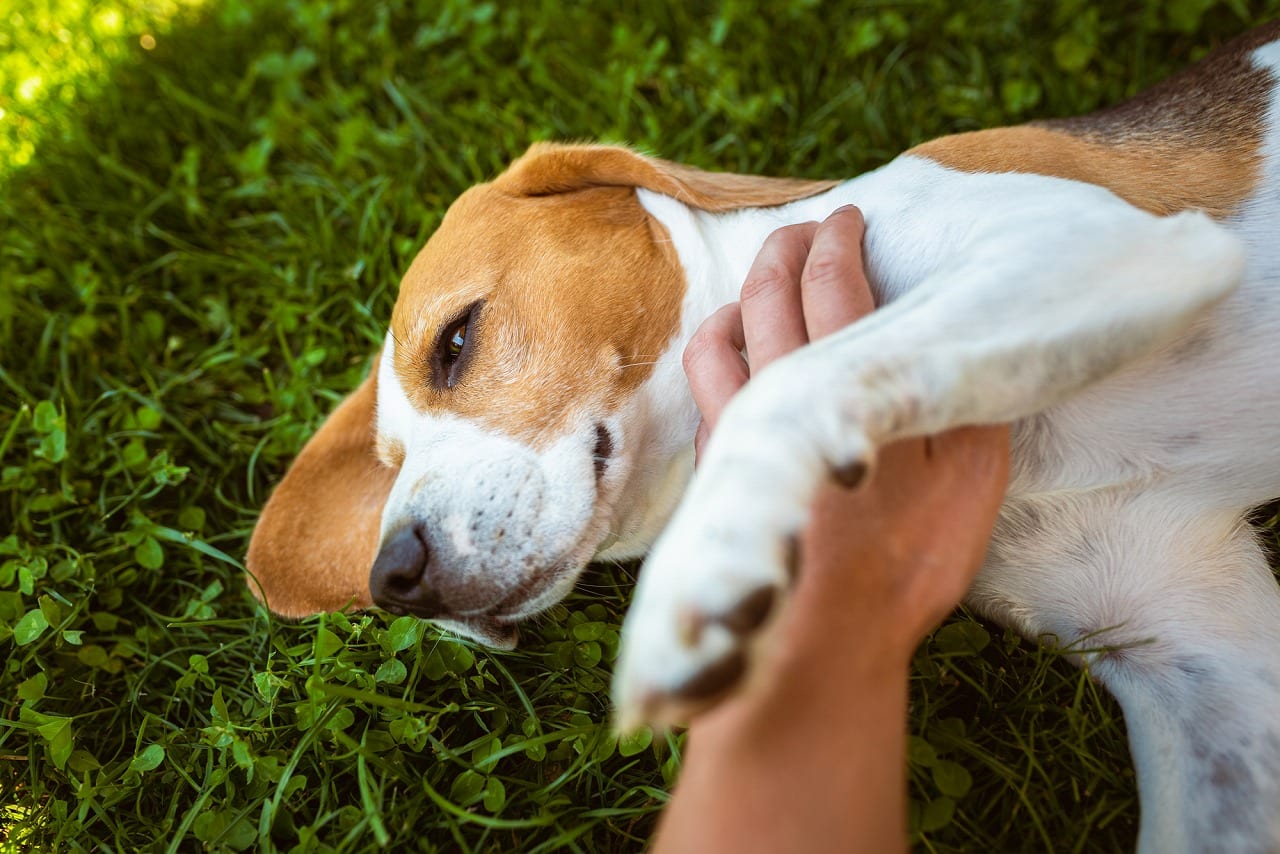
[833,204,858,215]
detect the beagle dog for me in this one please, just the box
[248,21,1280,853]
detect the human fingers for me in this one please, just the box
[739,222,819,370]
[801,205,874,340]
[858,427,1009,526]
[928,425,1012,504]
[683,302,749,439]
[796,428,1008,648]
[925,426,1011,542]
[902,426,1012,628]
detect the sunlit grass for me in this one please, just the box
[0,0,205,176]
[0,801,36,852]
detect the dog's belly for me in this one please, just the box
[967,196,1280,650]
[1004,217,1280,509]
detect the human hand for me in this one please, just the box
[682,205,1011,671]
[654,207,1009,854]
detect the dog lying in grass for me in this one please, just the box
[249,21,1280,853]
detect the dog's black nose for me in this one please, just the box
[369,526,446,618]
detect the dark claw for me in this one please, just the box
[720,585,777,635]
[679,583,781,648]
[671,650,747,701]
[832,459,868,489]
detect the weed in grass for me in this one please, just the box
[3,0,1280,851]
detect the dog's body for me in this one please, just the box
[249,22,1280,852]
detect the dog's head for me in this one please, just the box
[246,143,833,646]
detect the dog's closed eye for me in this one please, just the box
[435,301,482,389]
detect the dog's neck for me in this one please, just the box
[596,179,883,560]
[638,184,866,311]
[638,156,945,312]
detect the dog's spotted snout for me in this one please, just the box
[369,525,446,618]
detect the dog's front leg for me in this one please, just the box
[613,193,1245,728]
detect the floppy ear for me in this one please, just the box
[246,355,397,618]
[492,142,838,211]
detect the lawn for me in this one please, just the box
[3,0,1279,850]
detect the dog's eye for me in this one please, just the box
[434,301,481,390]
[446,323,467,362]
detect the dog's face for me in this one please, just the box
[369,177,687,645]
[245,143,834,645]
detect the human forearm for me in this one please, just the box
[652,655,911,854]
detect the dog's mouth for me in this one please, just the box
[376,593,532,626]
[372,456,621,647]
[378,558,581,650]
[376,598,522,648]
[464,561,579,623]
[436,615,520,650]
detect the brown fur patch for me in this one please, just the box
[246,359,396,617]
[911,21,1278,217]
[390,144,835,445]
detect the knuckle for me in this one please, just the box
[803,253,853,291]
[739,264,794,303]
[682,330,718,373]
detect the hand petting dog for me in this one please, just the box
[655,206,1010,853]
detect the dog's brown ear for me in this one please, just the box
[493,142,838,211]
[246,356,397,618]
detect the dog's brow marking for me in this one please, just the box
[911,25,1276,218]
[388,185,687,447]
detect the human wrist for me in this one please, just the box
[767,580,926,689]
[660,645,911,854]
[760,631,912,726]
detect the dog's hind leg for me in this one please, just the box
[614,190,1246,726]
[975,492,1280,854]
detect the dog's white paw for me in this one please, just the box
[612,413,875,731]
[612,513,793,731]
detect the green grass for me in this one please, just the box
[3,0,1280,850]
